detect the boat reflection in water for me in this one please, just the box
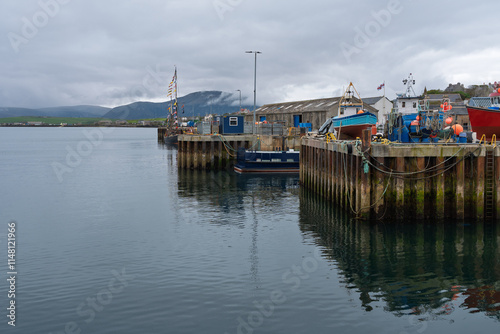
[299,189,500,320]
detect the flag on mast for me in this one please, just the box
[167,68,177,97]
[377,83,385,91]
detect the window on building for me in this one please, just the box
[229,117,238,126]
[413,102,417,108]
[402,102,406,108]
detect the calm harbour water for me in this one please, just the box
[0,127,498,334]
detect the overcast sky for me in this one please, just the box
[1,0,499,108]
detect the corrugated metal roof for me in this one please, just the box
[256,96,379,114]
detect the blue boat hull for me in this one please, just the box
[331,112,377,138]
[234,150,300,174]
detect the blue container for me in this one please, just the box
[458,132,467,143]
[299,123,312,132]
[220,116,244,134]
[410,137,420,143]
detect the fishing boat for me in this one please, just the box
[164,66,179,144]
[466,82,500,140]
[234,149,300,174]
[329,112,377,139]
[318,82,377,139]
[382,74,464,143]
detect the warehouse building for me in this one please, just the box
[244,96,379,130]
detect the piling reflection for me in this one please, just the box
[158,141,178,150]
[299,189,500,319]
[177,171,300,288]
[177,170,299,227]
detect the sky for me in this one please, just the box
[1,0,499,109]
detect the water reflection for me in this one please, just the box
[177,171,300,289]
[299,189,500,320]
[158,141,178,150]
[177,170,299,226]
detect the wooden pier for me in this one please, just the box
[301,130,500,221]
[177,135,253,170]
[177,134,302,170]
[158,127,167,141]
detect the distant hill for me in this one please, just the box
[103,101,167,120]
[0,91,254,121]
[38,105,111,118]
[0,105,110,118]
[103,91,254,120]
[0,107,37,118]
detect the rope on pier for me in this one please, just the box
[340,143,392,216]
[216,134,260,157]
[331,137,488,218]
[353,140,482,181]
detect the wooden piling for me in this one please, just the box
[300,137,498,221]
[177,135,256,170]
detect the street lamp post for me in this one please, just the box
[236,89,241,112]
[246,51,261,134]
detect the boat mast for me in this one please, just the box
[383,80,386,115]
[338,82,363,116]
[403,73,416,97]
[173,66,178,130]
[166,66,178,133]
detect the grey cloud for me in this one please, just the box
[1,0,499,108]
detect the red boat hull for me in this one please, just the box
[333,124,376,139]
[466,106,500,140]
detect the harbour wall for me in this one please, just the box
[177,134,302,170]
[300,131,500,221]
[158,127,167,141]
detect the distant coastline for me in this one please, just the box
[0,116,166,128]
[1,124,161,128]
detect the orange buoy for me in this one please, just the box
[416,115,421,121]
[357,110,364,114]
[445,117,453,125]
[497,88,500,93]
[452,124,463,135]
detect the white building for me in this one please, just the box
[394,96,421,114]
[362,96,394,125]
